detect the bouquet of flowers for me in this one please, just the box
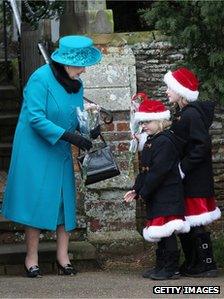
[128,92,149,177]
[76,103,100,140]
[76,103,101,191]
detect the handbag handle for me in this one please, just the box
[78,132,107,158]
[99,133,107,147]
[83,96,113,124]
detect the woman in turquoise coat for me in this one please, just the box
[2,35,102,277]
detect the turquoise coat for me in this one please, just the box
[2,64,83,231]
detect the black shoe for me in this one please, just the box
[56,261,77,276]
[25,265,42,278]
[150,268,180,280]
[142,268,158,278]
[179,261,191,276]
[142,266,163,278]
[150,249,180,280]
[184,264,218,278]
[142,246,165,278]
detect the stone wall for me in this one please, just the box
[132,40,184,100]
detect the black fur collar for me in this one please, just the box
[50,61,82,94]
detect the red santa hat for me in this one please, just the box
[134,99,170,123]
[164,67,199,101]
[131,92,149,102]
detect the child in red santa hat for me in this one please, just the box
[124,98,190,280]
[164,67,221,277]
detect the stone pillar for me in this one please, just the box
[60,0,113,36]
[77,43,144,260]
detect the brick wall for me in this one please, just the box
[73,109,135,236]
[101,111,130,154]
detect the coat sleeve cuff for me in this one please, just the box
[138,186,149,201]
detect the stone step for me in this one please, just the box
[0,215,24,231]
[0,135,14,144]
[0,216,87,244]
[0,58,14,66]
[0,113,18,122]
[0,59,13,84]
[0,114,17,143]
[0,241,97,263]
[0,85,20,114]
[0,143,12,150]
[0,170,7,191]
[0,241,99,275]
[0,144,12,170]
[0,85,18,99]
[0,131,15,143]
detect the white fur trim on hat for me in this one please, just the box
[164,71,199,102]
[185,207,221,227]
[134,110,170,123]
[143,219,190,242]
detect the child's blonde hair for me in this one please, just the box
[154,119,172,133]
[177,95,189,109]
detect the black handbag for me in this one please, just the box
[77,134,120,185]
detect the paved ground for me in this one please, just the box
[0,269,223,298]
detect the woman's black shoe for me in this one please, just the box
[25,265,42,278]
[56,261,77,275]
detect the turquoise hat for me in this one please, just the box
[51,35,102,67]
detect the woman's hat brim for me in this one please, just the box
[51,46,102,67]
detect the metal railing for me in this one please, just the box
[1,0,21,90]
[2,0,11,82]
[8,0,21,35]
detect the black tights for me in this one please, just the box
[179,226,207,242]
[191,225,206,235]
[158,233,178,251]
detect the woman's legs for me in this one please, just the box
[25,227,40,268]
[56,225,71,266]
[25,225,70,267]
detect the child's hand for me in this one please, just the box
[124,190,137,202]
[133,133,140,141]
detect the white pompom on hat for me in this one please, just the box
[164,67,199,101]
[134,99,170,124]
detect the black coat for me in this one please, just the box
[171,101,215,198]
[133,130,185,220]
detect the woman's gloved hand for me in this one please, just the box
[90,125,101,140]
[60,131,92,151]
